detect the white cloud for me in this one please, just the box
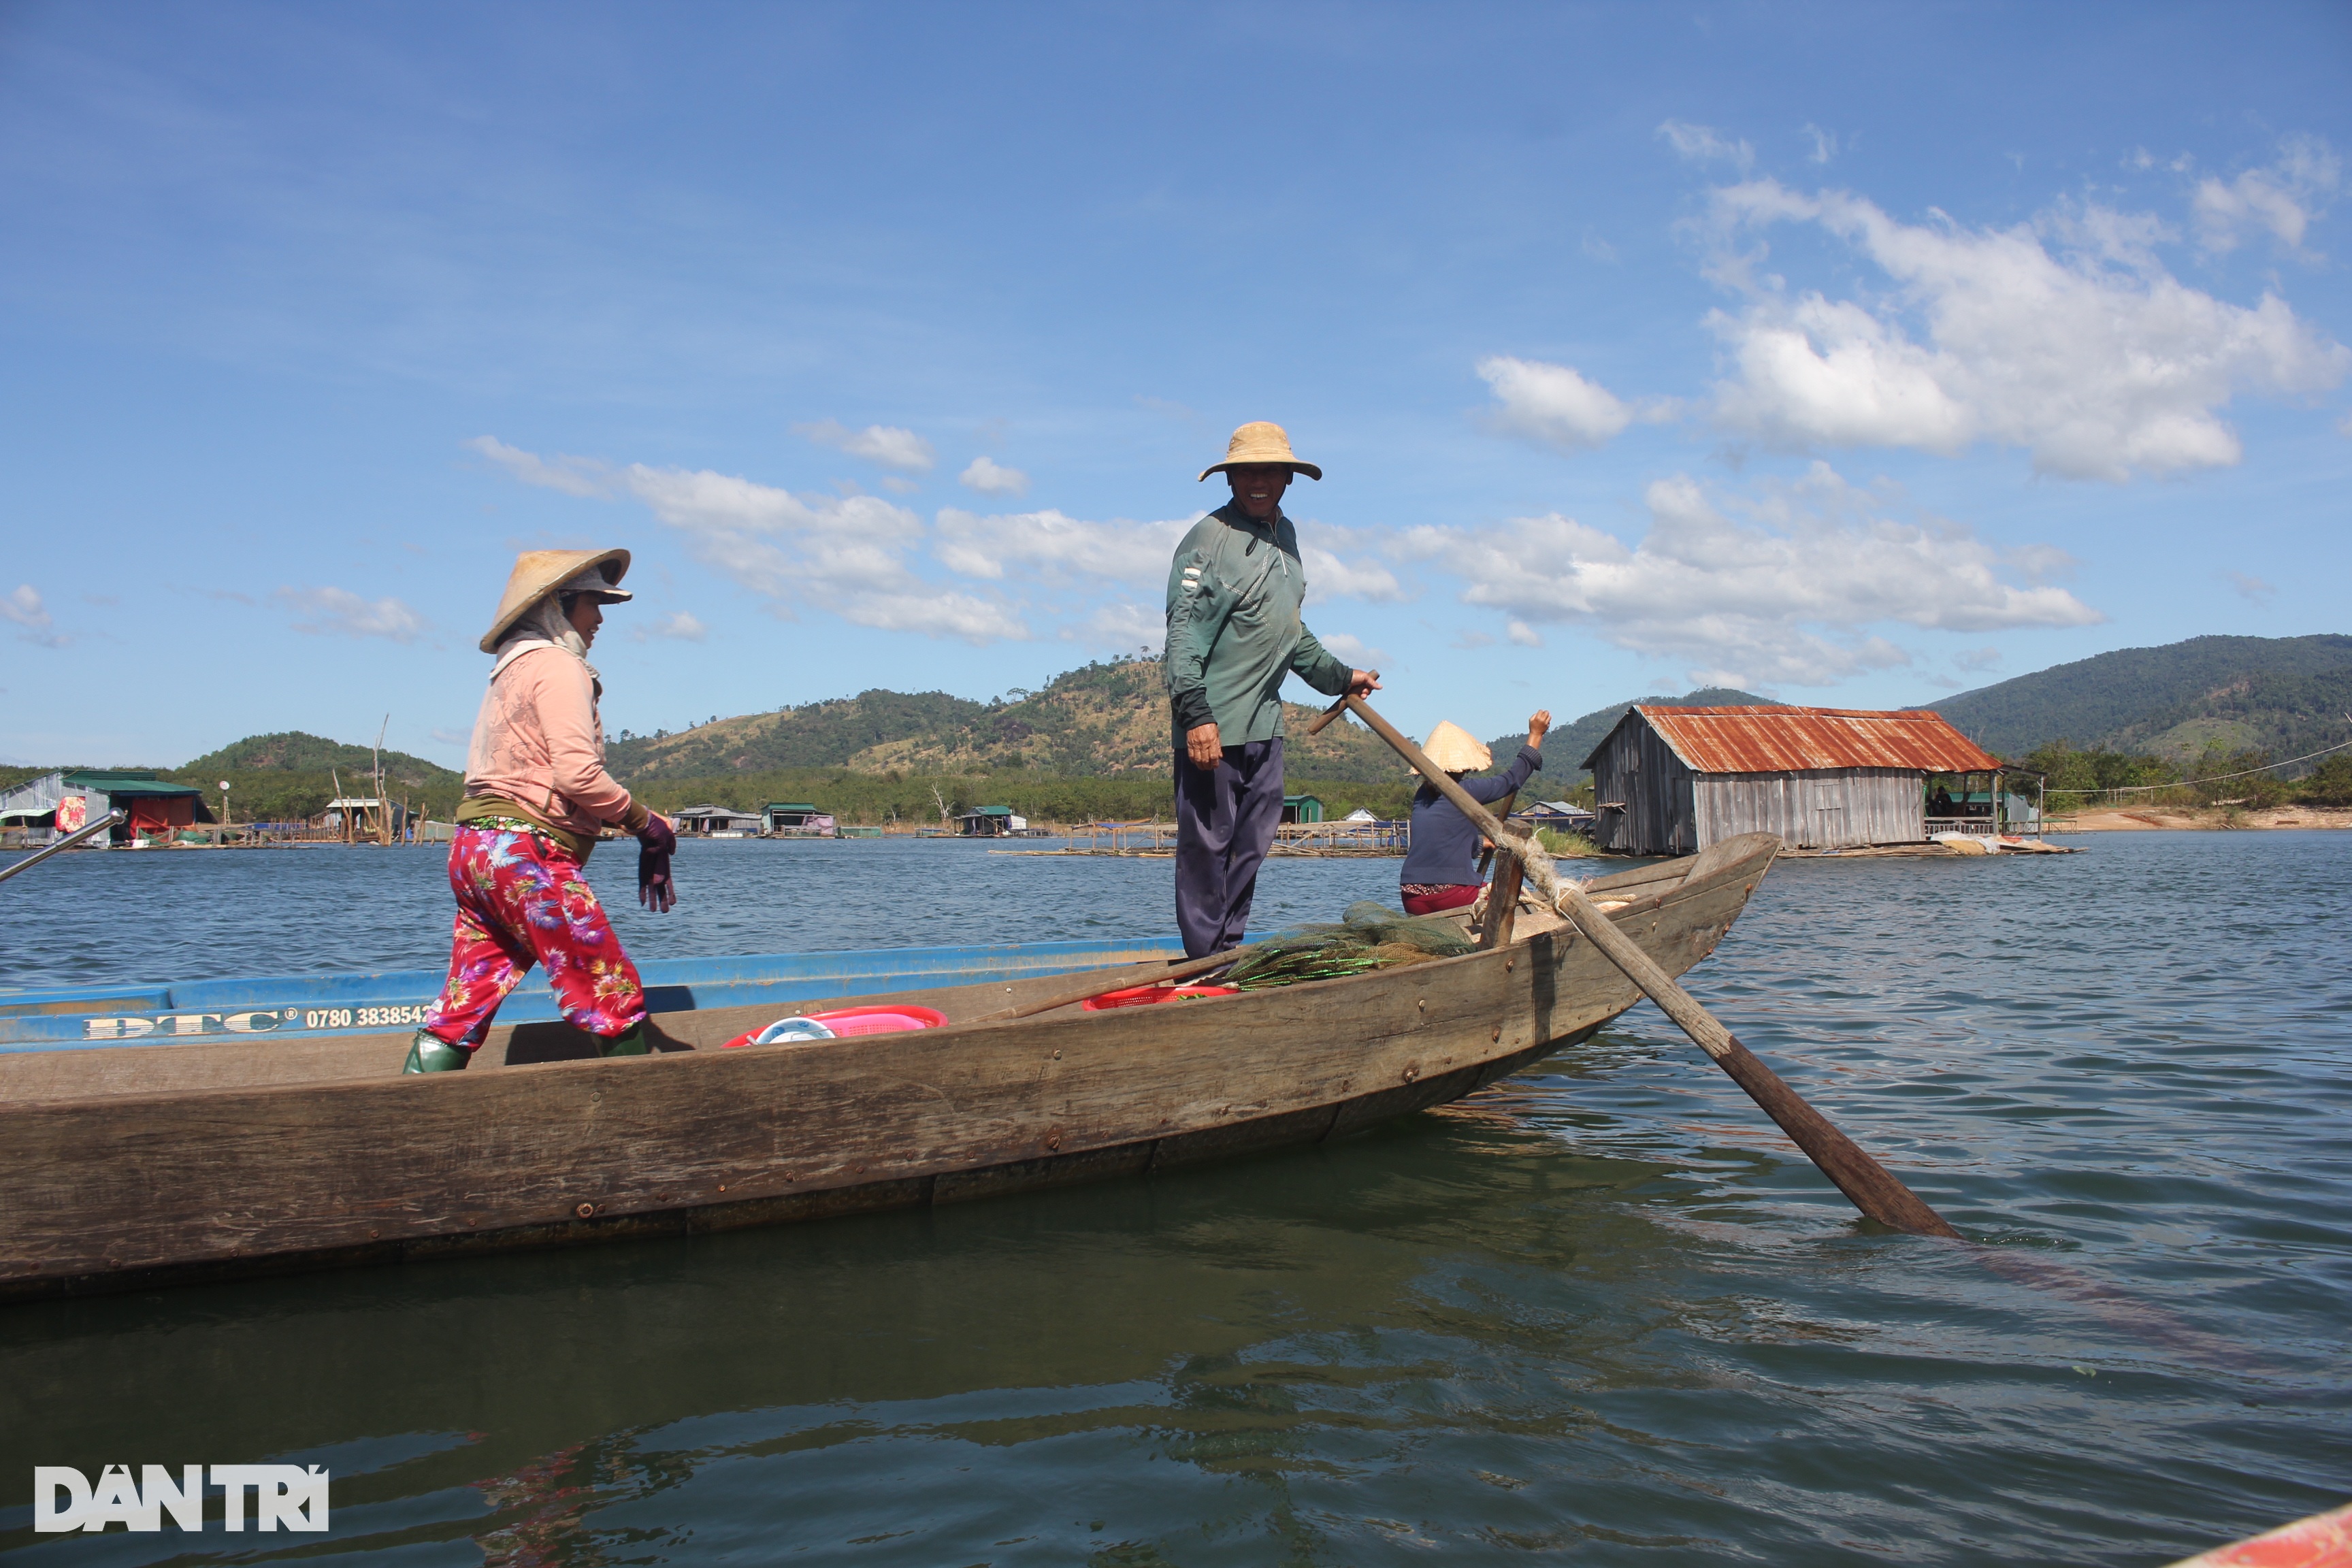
[1700,178,2351,480]
[935,508,1187,586]
[838,589,1029,642]
[273,586,428,642]
[1507,621,1543,649]
[1398,463,2102,688]
[959,456,1030,497]
[464,435,606,497]
[1477,357,1634,451]
[1659,120,1753,172]
[1066,600,1165,653]
[474,438,1029,643]
[429,727,471,747]
[2225,571,2275,605]
[473,438,1404,647]
[1315,630,1390,670]
[638,610,708,642]
[619,462,1022,642]
[1954,646,2002,672]
[878,476,921,495]
[1802,124,1838,165]
[2193,136,2339,255]
[794,419,936,474]
[3,585,67,647]
[1299,535,1405,603]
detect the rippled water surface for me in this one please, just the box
[2,832,2347,1566]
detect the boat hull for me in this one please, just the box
[0,838,1776,1301]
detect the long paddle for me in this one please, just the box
[1316,693,1959,1238]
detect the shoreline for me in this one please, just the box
[2055,806,2352,832]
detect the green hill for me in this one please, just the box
[171,731,465,823]
[606,688,992,780]
[1491,687,1779,787]
[1926,634,2352,763]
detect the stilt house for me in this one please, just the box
[1579,706,2002,854]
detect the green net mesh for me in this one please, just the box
[1224,900,1477,990]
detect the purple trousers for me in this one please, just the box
[1174,737,1286,958]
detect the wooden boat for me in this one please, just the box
[0,834,1779,1301]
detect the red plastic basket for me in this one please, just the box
[1081,983,1240,1011]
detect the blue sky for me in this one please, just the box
[3,1,2348,768]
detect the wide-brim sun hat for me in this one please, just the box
[1418,720,1492,774]
[1198,421,1323,483]
[478,547,633,653]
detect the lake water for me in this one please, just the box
[2,832,2347,1566]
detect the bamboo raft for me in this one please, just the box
[0,835,1779,1301]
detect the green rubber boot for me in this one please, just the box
[402,1032,472,1074]
[597,1024,649,1058]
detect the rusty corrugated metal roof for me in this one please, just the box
[1599,706,2002,774]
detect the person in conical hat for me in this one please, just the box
[1162,421,1380,958]
[403,549,679,1073]
[1397,710,1550,917]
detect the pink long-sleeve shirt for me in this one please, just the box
[463,644,639,843]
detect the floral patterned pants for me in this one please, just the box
[421,826,647,1051]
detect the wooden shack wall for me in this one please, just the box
[1692,768,1923,849]
[1588,721,1697,855]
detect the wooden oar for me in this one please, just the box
[965,949,1243,1024]
[1323,692,1959,1239]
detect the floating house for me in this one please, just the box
[0,770,205,846]
[1520,800,1597,832]
[672,804,764,836]
[1579,706,2004,855]
[762,802,836,836]
[1280,794,1324,825]
[955,805,1022,837]
[320,797,411,843]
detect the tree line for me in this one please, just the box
[2019,740,2352,809]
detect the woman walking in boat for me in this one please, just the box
[1396,710,1549,917]
[404,548,678,1073]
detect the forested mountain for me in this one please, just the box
[606,658,1407,785]
[1927,634,2352,763]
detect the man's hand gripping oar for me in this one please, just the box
[1309,692,1959,1239]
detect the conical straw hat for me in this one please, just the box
[1418,721,1492,774]
[478,548,632,653]
[1197,421,1323,482]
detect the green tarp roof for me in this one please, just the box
[64,770,201,797]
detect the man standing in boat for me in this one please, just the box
[1163,423,1379,958]
[403,548,679,1073]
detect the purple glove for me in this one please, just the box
[638,815,677,913]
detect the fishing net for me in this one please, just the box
[1224,900,1477,990]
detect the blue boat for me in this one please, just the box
[0,937,1188,1051]
[0,839,1780,1302]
